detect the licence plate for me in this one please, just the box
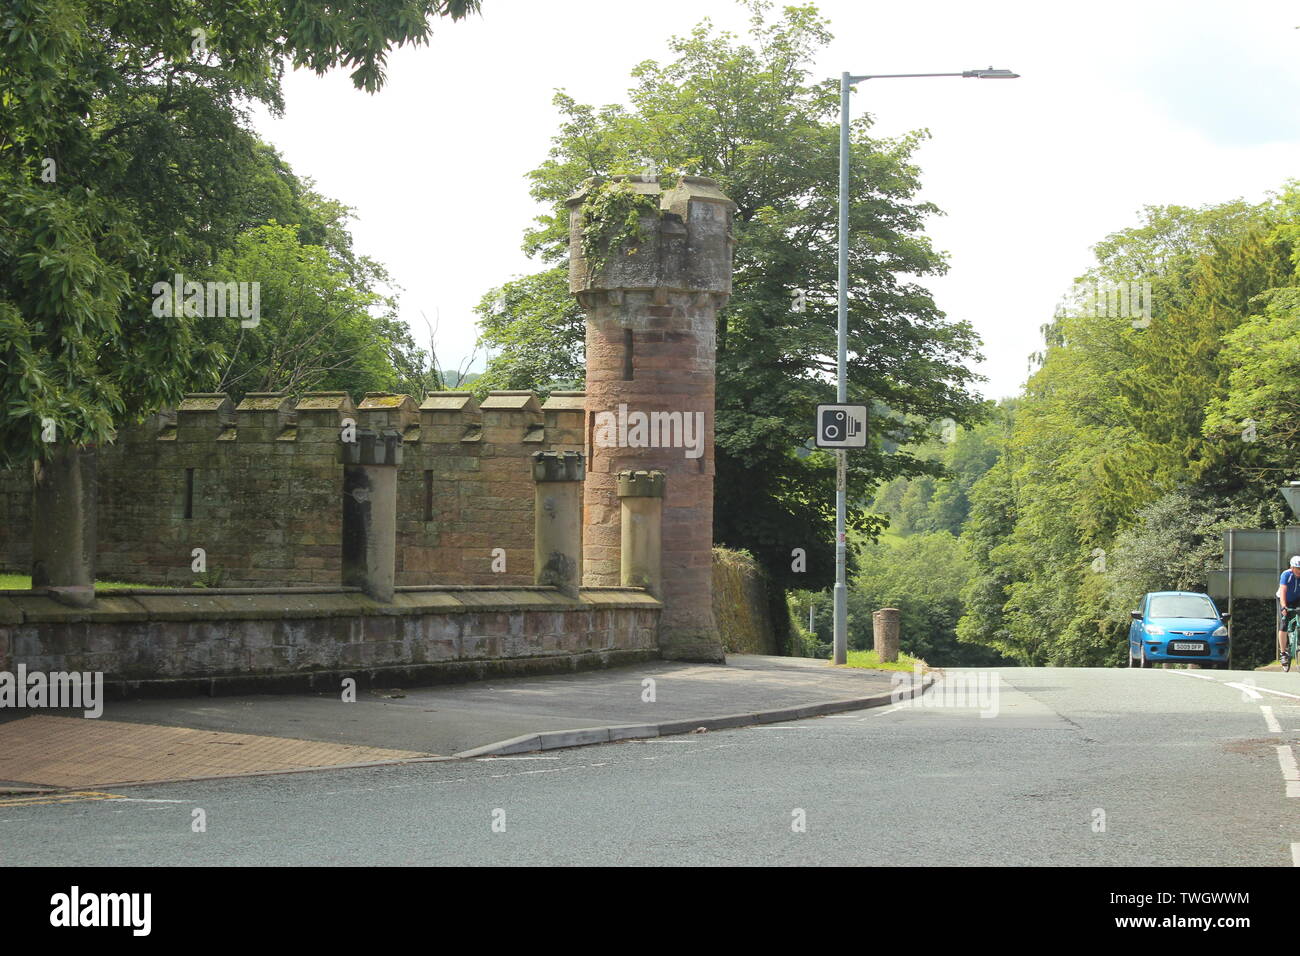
[1171,642,1204,651]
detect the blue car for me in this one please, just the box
[1128,591,1231,668]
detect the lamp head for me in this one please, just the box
[964,67,1020,78]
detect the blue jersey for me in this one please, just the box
[1281,570,1300,606]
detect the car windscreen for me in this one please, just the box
[1148,595,1217,619]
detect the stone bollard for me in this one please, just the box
[339,428,402,603]
[533,451,585,598]
[31,445,98,608]
[873,608,901,663]
[617,470,665,596]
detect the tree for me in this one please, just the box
[957,192,1300,665]
[848,531,1009,666]
[472,266,584,397]
[0,0,481,468]
[205,224,437,403]
[476,1,986,600]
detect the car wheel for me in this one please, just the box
[1140,645,1148,668]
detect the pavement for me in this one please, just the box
[0,655,917,790]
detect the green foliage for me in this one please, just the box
[1097,489,1280,669]
[472,266,585,397]
[206,224,435,403]
[848,531,1009,667]
[869,406,1007,536]
[957,189,1300,666]
[578,179,660,279]
[0,0,477,466]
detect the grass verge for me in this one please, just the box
[839,649,928,673]
[0,574,164,591]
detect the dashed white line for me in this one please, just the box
[1262,706,1282,733]
[1276,745,1300,798]
[1292,843,1300,867]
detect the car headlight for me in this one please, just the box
[1212,626,1228,637]
[1144,625,1165,635]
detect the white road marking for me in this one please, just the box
[114,798,187,804]
[1252,685,1300,702]
[859,703,908,721]
[1276,746,1300,797]
[476,756,559,761]
[1292,843,1300,867]
[750,725,810,730]
[1262,706,1282,733]
[1227,682,1263,700]
[1165,670,1216,681]
[1278,746,1298,781]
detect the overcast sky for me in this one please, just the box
[249,0,1300,401]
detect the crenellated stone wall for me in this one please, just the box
[0,389,584,589]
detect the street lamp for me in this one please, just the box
[831,65,1018,667]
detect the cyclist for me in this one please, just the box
[1278,556,1300,667]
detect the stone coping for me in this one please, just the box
[0,587,660,625]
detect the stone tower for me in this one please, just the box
[567,174,735,662]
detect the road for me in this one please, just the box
[2,666,1297,866]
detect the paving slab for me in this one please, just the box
[0,716,429,788]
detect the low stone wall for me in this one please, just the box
[0,586,660,697]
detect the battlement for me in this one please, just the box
[0,390,586,589]
[566,174,735,298]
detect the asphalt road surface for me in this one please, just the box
[4,666,1298,866]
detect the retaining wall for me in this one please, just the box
[0,585,659,697]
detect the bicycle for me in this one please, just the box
[1284,607,1299,672]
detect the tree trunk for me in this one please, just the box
[31,445,98,607]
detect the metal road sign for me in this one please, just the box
[815,404,867,448]
[1207,527,1300,599]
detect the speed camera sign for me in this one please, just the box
[815,404,867,448]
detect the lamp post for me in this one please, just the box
[832,66,1018,666]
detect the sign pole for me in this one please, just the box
[834,448,848,664]
[1226,529,1234,669]
[833,71,851,667]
